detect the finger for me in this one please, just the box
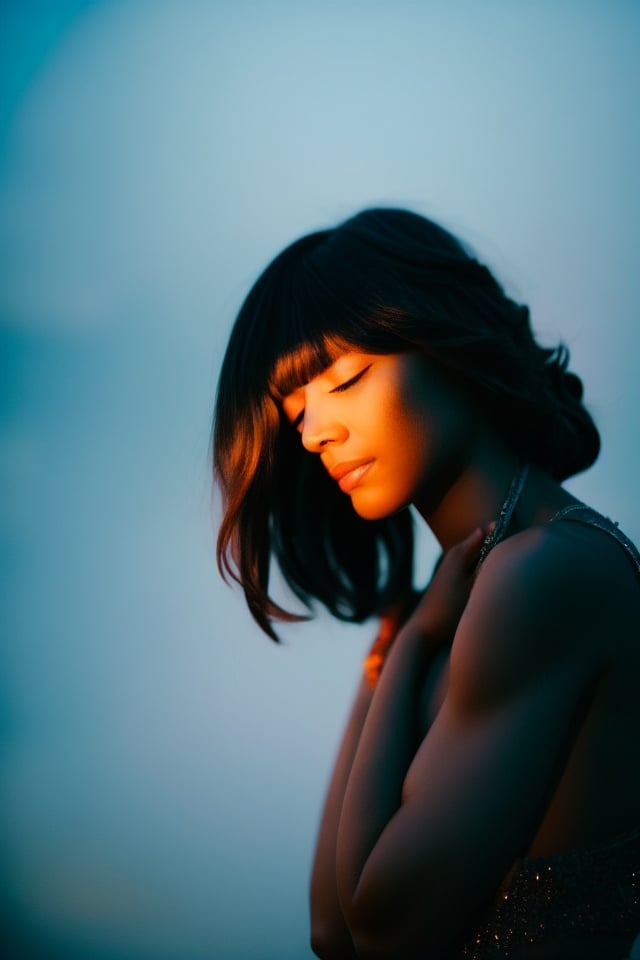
[459,526,488,570]
[465,526,486,551]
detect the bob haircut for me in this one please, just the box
[213,208,600,640]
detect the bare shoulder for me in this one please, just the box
[472,515,640,630]
[448,519,639,711]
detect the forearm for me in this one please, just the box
[336,626,428,923]
[335,532,483,932]
[310,675,374,959]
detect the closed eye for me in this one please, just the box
[288,363,373,432]
[330,363,372,394]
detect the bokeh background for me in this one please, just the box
[2,2,639,958]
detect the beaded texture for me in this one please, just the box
[459,828,640,958]
[476,465,529,572]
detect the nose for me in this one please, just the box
[300,406,348,453]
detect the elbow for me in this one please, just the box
[350,937,410,960]
[309,928,328,959]
[345,900,455,960]
[310,921,391,960]
[349,931,445,960]
[310,918,356,960]
[348,922,408,960]
[343,904,398,960]
[309,925,335,959]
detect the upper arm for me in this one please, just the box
[350,529,605,955]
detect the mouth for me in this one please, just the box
[328,459,375,494]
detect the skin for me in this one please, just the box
[282,350,477,529]
[283,351,640,960]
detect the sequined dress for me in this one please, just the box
[459,505,640,958]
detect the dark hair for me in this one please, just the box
[213,208,600,640]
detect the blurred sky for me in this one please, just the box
[1,1,639,958]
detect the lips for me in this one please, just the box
[327,458,374,493]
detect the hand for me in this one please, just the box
[400,526,488,651]
[365,526,489,690]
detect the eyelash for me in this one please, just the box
[291,364,372,430]
[331,364,372,394]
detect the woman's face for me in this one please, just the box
[281,350,476,520]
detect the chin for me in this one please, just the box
[349,490,408,521]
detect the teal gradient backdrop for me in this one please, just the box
[2,2,639,958]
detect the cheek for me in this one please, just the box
[350,412,431,518]
[406,368,473,449]
[392,377,439,459]
[397,378,475,492]
[396,410,433,476]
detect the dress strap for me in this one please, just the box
[549,503,640,579]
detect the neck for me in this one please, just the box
[415,432,575,552]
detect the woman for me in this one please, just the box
[213,208,640,959]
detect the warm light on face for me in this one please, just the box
[281,350,475,520]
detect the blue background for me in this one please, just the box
[2,2,639,958]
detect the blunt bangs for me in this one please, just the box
[254,232,407,402]
[268,334,355,400]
